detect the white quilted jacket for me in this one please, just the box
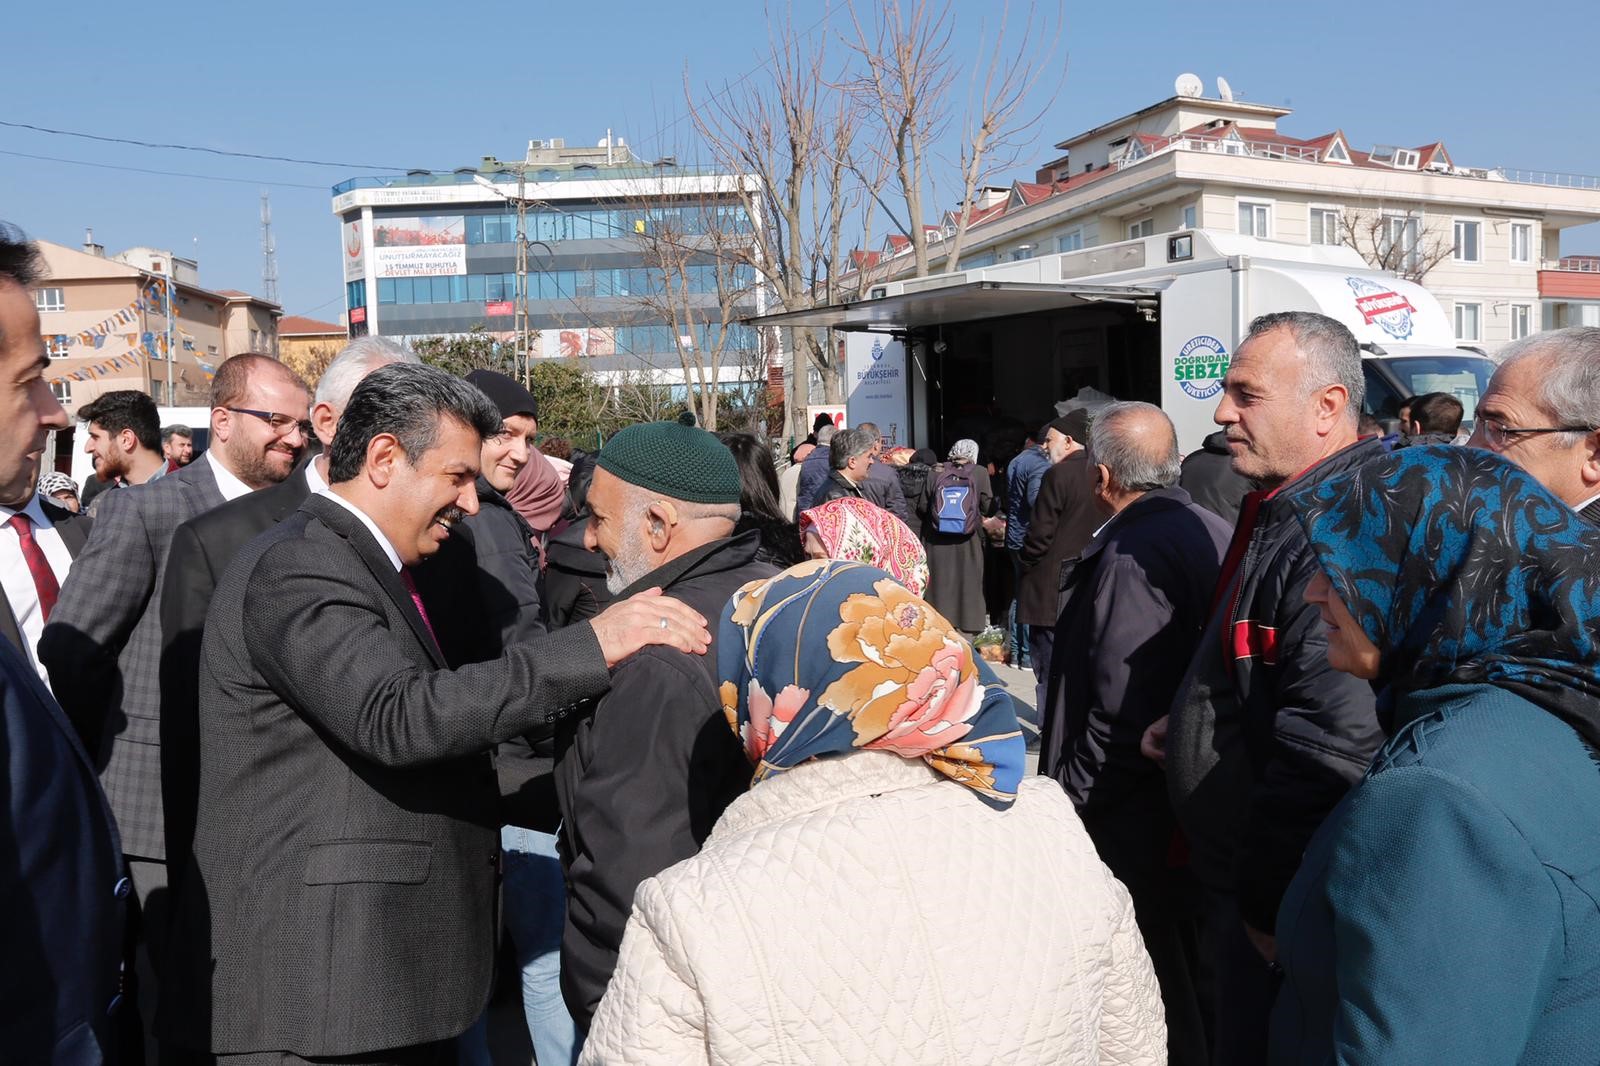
[581,751,1166,1065]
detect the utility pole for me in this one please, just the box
[513,166,531,387]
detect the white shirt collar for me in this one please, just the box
[1575,491,1600,514]
[305,455,329,496]
[322,489,403,571]
[0,493,54,527]
[205,448,255,502]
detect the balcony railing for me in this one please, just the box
[331,163,732,196]
[1495,169,1600,191]
[1544,257,1600,273]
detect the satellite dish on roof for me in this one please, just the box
[1175,72,1203,98]
[1217,76,1235,102]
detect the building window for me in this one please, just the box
[1510,223,1533,264]
[34,287,65,312]
[346,280,367,310]
[1453,220,1481,263]
[250,328,262,350]
[51,380,71,404]
[207,344,218,355]
[1392,148,1419,169]
[46,335,70,359]
[152,380,166,405]
[1309,207,1341,245]
[1011,245,1037,261]
[1237,201,1271,238]
[1181,204,1197,230]
[1454,301,1482,342]
[1057,229,1084,253]
[1127,218,1154,240]
[1511,303,1533,340]
[1381,215,1423,274]
[1323,139,1350,164]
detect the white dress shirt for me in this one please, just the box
[322,490,403,572]
[205,448,255,503]
[305,455,330,496]
[0,494,76,686]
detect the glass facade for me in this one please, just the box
[375,265,751,306]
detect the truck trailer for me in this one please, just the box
[756,230,1496,454]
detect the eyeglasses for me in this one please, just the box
[1477,416,1598,447]
[227,407,313,440]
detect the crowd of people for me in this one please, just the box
[6,208,1600,1066]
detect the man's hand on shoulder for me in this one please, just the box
[589,587,710,667]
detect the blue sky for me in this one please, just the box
[7,0,1596,319]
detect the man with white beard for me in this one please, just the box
[555,420,776,1034]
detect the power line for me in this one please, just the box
[0,148,328,190]
[0,119,414,171]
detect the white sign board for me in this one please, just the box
[341,217,367,283]
[844,334,909,447]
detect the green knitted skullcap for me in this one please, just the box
[597,421,742,505]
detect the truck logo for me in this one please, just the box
[1346,276,1415,340]
[1176,335,1228,399]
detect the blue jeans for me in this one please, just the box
[458,827,580,1066]
[1008,550,1031,668]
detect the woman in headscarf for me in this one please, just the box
[798,495,928,596]
[580,561,1165,1065]
[505,445,570,549]
[922,438,995,635]
[1268,446,1600,1065]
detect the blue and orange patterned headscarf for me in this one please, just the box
[1287,445,1600,746]
[718,560,1026,809]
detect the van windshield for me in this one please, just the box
[1363,355,1495,425]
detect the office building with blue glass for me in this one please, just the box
[332,137,762,385]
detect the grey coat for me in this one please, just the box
[40,456,226,861]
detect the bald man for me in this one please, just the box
[1039,400,1232,1066]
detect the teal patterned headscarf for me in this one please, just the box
[718,560,1026,808]
[1286,445,1600,746]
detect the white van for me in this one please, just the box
[760,231,1494,454]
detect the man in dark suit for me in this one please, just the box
[558,421,776,1029]
[1017,411,1099,714]
[39,352,311,1060]
[1041,402,1232,1066]
[158,337,415,886]
[162,364,711,1064]
[0,221,128,1063]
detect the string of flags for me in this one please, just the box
[47,336,169,386]
[52,279,174,350]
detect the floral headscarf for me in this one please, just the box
[1286,445,1600,746]
[718,560,1026,808]
[798,496,929,595]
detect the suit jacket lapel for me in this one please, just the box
[178,453,226,513]
[0,589,20,656]
[38,500,90,557]
[302,495,446,669]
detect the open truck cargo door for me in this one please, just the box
[745,279,1168,333]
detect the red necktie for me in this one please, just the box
[7,513,59,622]
[398,567,440,651]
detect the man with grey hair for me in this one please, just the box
[852,420,911,522]
[163,369,711,1063]
[813,426,874,507]
[158,336,420,885]
[561,421,775,1029]
[1041,401,1232,1066]
[1468,326,1600,525]
[1145,310,1386,1064]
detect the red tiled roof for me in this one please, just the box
[849,249,883,270]
[279,315,344,336]
[215,289,249,297]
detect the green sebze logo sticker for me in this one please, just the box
[1176,335,1229,400]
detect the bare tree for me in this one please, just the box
[687,11,875,436]
[1337,207,1454,283]
[844,0,1059,278]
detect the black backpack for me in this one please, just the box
[930,463,979,536]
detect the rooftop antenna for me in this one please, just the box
[259,190,280,305]
[1174,72,1204,99]
[1217,76,1236,102]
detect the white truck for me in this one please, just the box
[758,230,1495,454]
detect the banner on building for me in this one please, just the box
[372,216,467,278]
[342,218,368,283]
